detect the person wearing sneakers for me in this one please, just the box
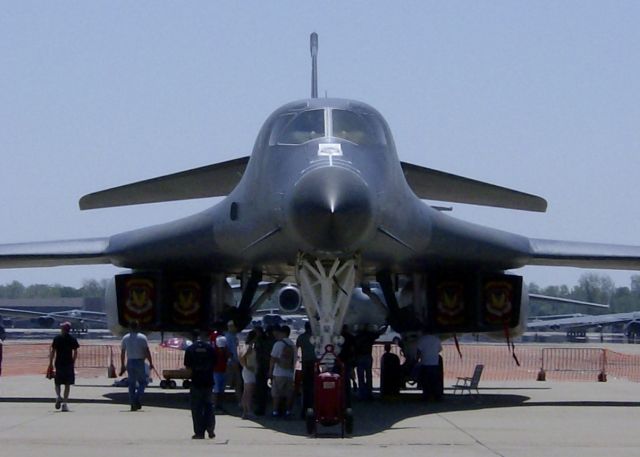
[269,325,297,418]
[119,321,154,411]
[48,321,79,412]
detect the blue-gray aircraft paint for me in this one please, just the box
[78,97,535,275]
[3,37,640,333]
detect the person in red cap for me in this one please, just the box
[48,321,79,412]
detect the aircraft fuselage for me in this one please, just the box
[107,98,531,277]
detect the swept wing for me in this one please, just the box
[401,162,548,212]
[0,239,111,268]
[79,156,250,210]
[528,294,609,309]
[527,239,640,270]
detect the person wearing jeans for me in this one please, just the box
[120,321,154,411]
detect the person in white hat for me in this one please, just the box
[212,335,229,410]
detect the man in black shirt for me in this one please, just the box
[48,321,79,412]
[380,342,401,397]
[184,334,217,439]
[253,325,274,416]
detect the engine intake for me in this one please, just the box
[278,285,301,313]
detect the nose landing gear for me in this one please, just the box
[296,254,358,362]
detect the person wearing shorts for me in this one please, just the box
[269,325,296,417]
[239,330,257,419]
[48,322,79,412]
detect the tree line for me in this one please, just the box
[0,279,107,299]
[529,273,640,316]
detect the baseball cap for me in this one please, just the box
[60,321,72,331]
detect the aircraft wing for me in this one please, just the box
[0,238,111,268]
[400,162,547,212]
[528,239,640,270]
[527,311,640,331]
[528,294,609,309]
[79,156,250,210]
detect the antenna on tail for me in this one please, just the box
[310,32,318,98]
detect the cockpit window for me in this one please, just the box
[278,109,325,145]
[268,114,295,146]
[332,109,387,146]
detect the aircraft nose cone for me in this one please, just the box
[288,166,374,252]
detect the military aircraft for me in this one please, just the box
[2,33,640,356]
[527,311,640,341]
[0,307,107,329]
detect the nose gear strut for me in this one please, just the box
[296,254,359,365]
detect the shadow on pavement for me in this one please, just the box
[4,386,640,437]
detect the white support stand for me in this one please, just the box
[296,255,358,364]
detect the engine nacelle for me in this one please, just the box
[278,285,302,313]
[384,271,525,337]
[105,271,236,335]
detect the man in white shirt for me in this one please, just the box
[416,333,443,402]
[269,325,297,417]
[120,321,154,411]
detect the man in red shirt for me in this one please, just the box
[212,335,229,410]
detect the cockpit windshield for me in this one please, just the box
[274,106,387,146]
[277,109,325,145]
[332,109,386,146]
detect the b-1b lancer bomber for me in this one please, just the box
[2,34,640,356]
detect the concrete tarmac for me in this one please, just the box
[1,375,639,457]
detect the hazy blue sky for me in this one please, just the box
[1,2,639,288]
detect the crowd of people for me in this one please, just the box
[33,319,445,440]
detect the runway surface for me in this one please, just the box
[1,375,639,457]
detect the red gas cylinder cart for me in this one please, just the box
[305,344,354,437]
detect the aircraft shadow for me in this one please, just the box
[97,389,534,437]
[102,388,640,437]
[4,387,640,437]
